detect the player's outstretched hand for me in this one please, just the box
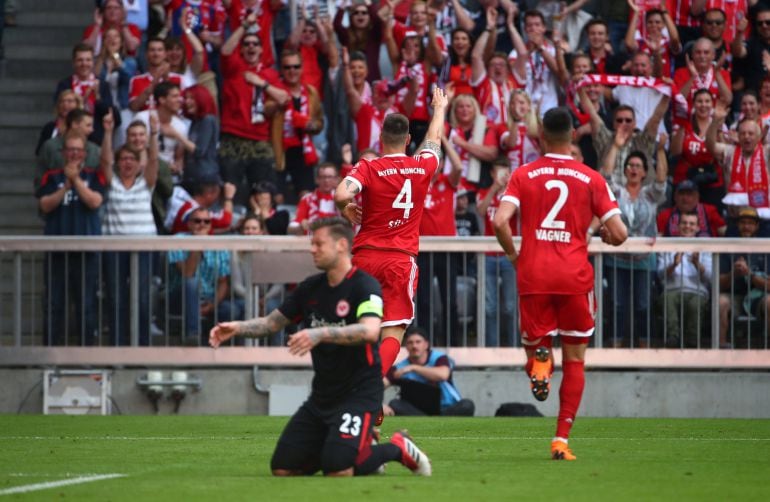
[287,329,319,356]
[209,321,240,348]
[431,86,448,110]
[342,202,362,225]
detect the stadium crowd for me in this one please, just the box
[31,0,770,349]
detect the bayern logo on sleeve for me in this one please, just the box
[336,300,350,317]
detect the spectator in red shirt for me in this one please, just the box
[284,10,336,96]
[223,0,283,68]
[288,162,341,235]
[625,5,681,78]
[128,38,184,112]
[271,49,324,200]
[657,180,727,237]
[83,0,141,57]
[674,38,732,110]
[219,18,289,205]
[441,28,473,96]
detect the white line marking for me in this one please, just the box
[0,436,768,442]
[0,474,125,496]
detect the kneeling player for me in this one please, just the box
[209,217,431,476]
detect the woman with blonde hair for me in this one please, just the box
[36,90,83,155]
[94,26,137,111]
[444,92,499,193]
[498,90,540,170]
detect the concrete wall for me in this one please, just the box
[3,368,769,418]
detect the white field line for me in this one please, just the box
[0,436,768,442]
[0,474,125,496]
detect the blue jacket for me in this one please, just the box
[393,349,462,409]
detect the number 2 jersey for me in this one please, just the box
[344,148,440,256]
[278,267,384,406]
[501,153,621,295]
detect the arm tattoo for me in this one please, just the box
[344,179,361,195]
[240,310,290,338]
[318,324,371,345]
[423,140,442,161]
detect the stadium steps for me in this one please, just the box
[0,0,92,237]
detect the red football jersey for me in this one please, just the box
[419,174,457,236]
[345,149,440,256]
[128,72,184,110]
[291,189,339,234]
[502,153,621,295]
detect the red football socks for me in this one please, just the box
[555,360,586,439]
[379,337,402,376]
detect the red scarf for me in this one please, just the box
[72,74,98,113]
[576,73,673,96]
[727,146,769,209]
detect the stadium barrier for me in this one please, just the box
[1,236,769,362]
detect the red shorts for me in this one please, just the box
[353,248,418,327]
[519,291,596,345]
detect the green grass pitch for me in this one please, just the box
[1,416,769,501]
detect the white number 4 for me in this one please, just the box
[339,413,361,436]
[392,180,414,219]
[541,180,569,229]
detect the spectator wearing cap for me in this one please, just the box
[248,181,290,235]
[334,0,385,82]
[658,180,727,237]
[218,17,289,206]
[342,48,405,155]
[383,327,475,417]
[168,206,238,345]
[657,211,713,348]
[718,207,770,348]
[706,100,770,236]
[165,175,236,234]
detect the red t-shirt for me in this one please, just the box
[392,22,447,56]
[355,103,398,154]
[345,149,440,256]
[291,189,338,234]
[299,44,324,100]
[673,67,731,108]
[128,72,184,110]
[502,153,621,295]
[419,174,457,236]
[220,52,281,141]
[673,125,721,186]
[471,73,520,126]
[497,122,540,170]
[667,0,700,28]
[226,0,278,67]
[477,185,517,257]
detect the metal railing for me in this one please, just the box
[1,236,769,350]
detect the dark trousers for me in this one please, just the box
[103,251,152,346]
[45,252,99,346]
[416,252,459,346]
[389,397,475,416]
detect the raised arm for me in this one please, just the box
[624,0,640,53]
[221,11,256,56]
[506,8,528,82]
[422,86,449,146]
[705,100,728,162]
[732,15,749,59]
[471,20,492,84]
[341,48,363,117]
[577,85,604,135]
[180,8,205,75]
[441,135,463,187]
[655,132,669,183]
[661,6,682,54]
[145,113,160,189]
[450,0,474,31]
[643,94,671,138]
[100,109,115,184]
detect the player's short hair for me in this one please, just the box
[541,107,574,145]
[311,217,354,250]
[71,42,94,59]
[154,81,180,102]
[65,108,93,129]
[381,113,410,147]
[679,210,699,223]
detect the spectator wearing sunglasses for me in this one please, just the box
[168,206,239,344]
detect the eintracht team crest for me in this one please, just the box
[336,300,350,317]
